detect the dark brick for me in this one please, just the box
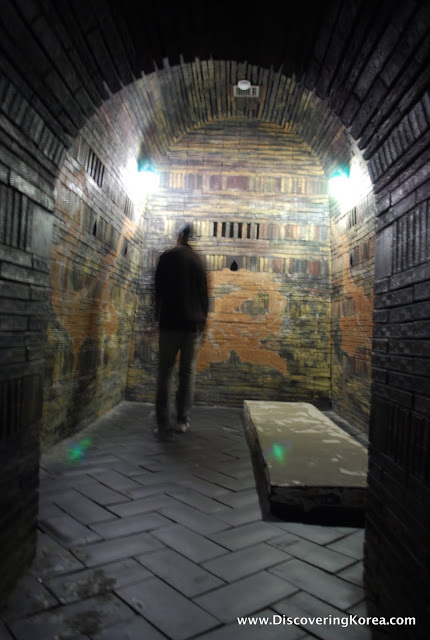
[414,281,430,301]
[0,315,27,331]
[0,262,50,286]
[414,394,430,417]
[390,262,430,290]
[373,309,388,323]
[374,278,390,293]
[389,370,430,395]
[2,298,46,316]
[372,382,413,408]
[372,339,388,353]
[372,366,387,383]
[374,287,414,308]
[0,281,30,299]
[390,300,430,323]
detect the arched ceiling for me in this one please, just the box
[98,60,357,179]
[1,0,425,186]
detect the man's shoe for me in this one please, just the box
[176,420,190,434]
[153,428,175,442]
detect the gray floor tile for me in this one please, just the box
[73,478,130,505]
[137,547,224,597]
[159,500,230,535]
[213,504,263,526]
[89,512,172,539]
[118,482,178,500]
[286,539,357,573]
[4,405,372,640]
[194,571,298,623]
[269,522,347,545]
[327,531,364,560]
[111,461,151,477]
[269,559,365,610]
[8,594,135,640]
[131,470,193,487]
[272,591,372,640]
[192,468,256,491]
[73,531,165,567]
[214,489,260,508]
[165,488,228,514]
[198,609,306,640]
[267,532,303,552]
[116,577,218,640]
[108,492,180,517]
[208,522,282,551]
[179,477,233,498]
[194,610,307,640]
[151,524,227,563]
[93,616,166,640]
[335,527,362,536]
[38,502,67,519]
[202,542,292,582]
[53,490,117,525]
[2,575,58,621]
[134,458,165,472]
[29,532,85,578]
[337,562,364,586]
[46,558,152,603]
[89,470,144,492]
[206,460,254,480]
[348,600,369,616]
[39,513,102,546]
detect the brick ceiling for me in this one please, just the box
[2,0,427,178]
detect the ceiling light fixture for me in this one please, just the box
[237,79,251,91]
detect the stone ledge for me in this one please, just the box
[243,400,367,526]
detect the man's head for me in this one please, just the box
[177,223,192,245]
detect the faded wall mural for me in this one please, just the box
[126,120,333,407]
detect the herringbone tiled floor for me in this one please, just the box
[1,402,371,640]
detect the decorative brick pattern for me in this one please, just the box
[127,121,332,407]
[331,192,375,433]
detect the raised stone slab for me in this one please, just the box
[243,401,367,526]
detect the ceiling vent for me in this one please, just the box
[233,84,260,98]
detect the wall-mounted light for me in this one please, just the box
[137,156,159,194]
[328,168,354,212]
[328,169,349,197]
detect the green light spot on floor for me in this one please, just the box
[67,446,83,462]
[80,437,92,449]
[273,443,284,462]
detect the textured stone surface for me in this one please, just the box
[243,401,367,524]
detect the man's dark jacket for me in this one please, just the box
[155,243,209,331]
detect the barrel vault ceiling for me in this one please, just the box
[1,0,426,178]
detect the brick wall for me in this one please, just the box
[126,120,332,407]
[330,161,375,434]
[42,107,144,446]
[0,72,63,599]
[364,87,430,637]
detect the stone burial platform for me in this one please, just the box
[242,400,367,526]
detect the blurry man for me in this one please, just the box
[154,223,208,440]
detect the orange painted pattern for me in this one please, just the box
[197,269,287,374]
